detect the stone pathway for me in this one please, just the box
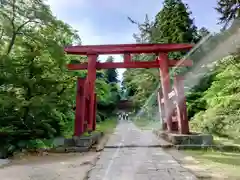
[88,120,197,180]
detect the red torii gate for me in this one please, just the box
[65,43,194,136]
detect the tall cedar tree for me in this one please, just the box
[153,0,198,59]
[105,56,118,83]
[216,0,240,30]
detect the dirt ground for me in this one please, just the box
[0,152,100,180]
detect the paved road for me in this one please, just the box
[88,120,197,180]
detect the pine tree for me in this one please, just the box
[128,15,154,43]
[105,56,118,83]
[153,0,198,47]
[196,27,210,41]
[216,0,240,30]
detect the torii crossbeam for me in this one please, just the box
[65,43,194,136]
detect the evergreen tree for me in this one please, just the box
[105,56,118,83]
[216,0,240,30]
[196,27,210,41]
[153,0,198,52]
[128,15,154,43]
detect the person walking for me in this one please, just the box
[126,113,129,121]
[122,112,125,121]
[118,113,122,121]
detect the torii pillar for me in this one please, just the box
[87,54,97,131]
[158,53,174,132]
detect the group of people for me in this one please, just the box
[117,112,129,121]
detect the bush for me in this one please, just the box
[190,56,240,139]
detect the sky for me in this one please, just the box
[47,0,221,80]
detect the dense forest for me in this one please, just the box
[122,0,240,139]
[0,0,120,157]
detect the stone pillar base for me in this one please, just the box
[157,131,213,146]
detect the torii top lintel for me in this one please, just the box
[64,43,194,55]
[65,43,194,70]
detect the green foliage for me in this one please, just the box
[191,56,240,139]
[196,27,211,41]
[96,75,121,119]
[1,0,77,142]
[0,0,120,156]
[95,117,117,134]
[153,0,198,44]
[95,56,120,120]
[186,71,217,119]
[104,56,118,83]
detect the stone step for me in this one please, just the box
[175,144,240,151]
[50,146,90,153]
[50,132,104,153]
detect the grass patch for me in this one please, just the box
[95,118,118,134]
[185,149,240,179]
[183,135,240,179]
[214,136,240,147]
[64,117,118,137]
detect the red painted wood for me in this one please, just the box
[74,78,85,136]
[64,43,193,55]
[84,98,89,131]
[87,55,97,131]
[82,81,89,133]
[92,93,97,131]
[157,89,166,130]
[174,76,189,134]
[124,53,131,63]
[158,53,173,132]
[172,121,179,131]
[67,60,192,70]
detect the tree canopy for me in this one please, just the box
[216,0,240,30]
[0,0,120,157]
[105,56,119,83]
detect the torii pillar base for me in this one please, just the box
[159,132,213,146]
